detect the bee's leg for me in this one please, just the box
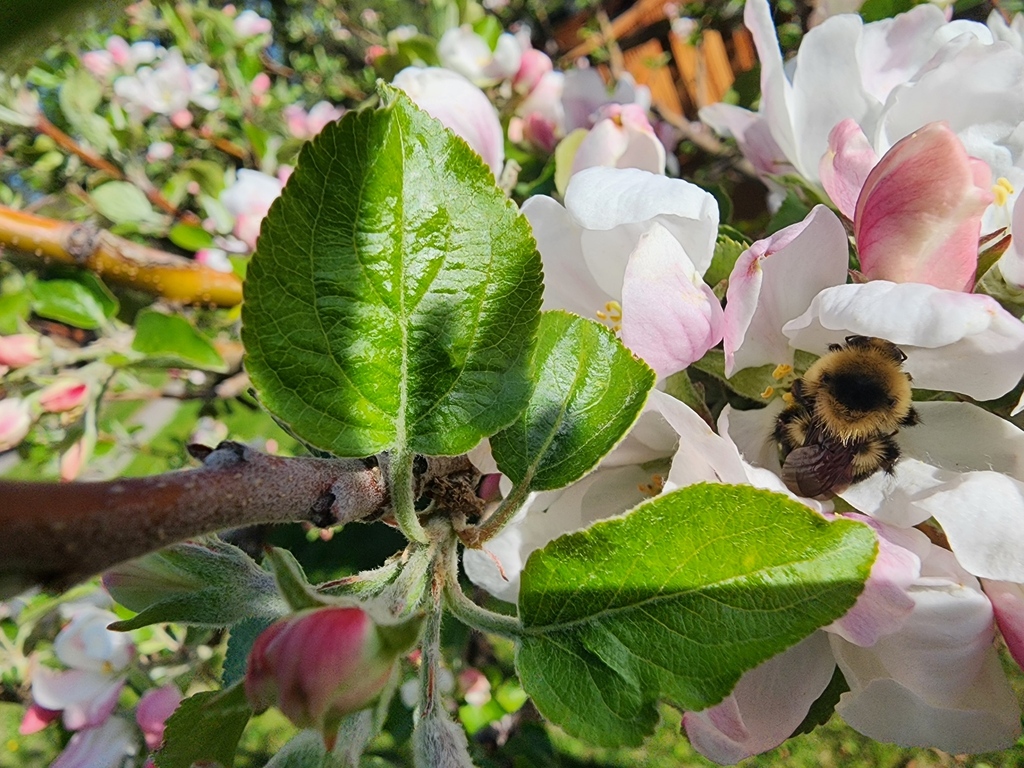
[843,335,872,349]
[851,435,902,482]
[899,406,920,427]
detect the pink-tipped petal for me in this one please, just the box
[820,119,878,220]
[855,122,993,292]
[620,223,723,378]
[982,579,1024,671]
[683,633,836,764]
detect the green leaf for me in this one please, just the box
[491,311,655,491]
[0,287,32,334]
[223,616,276,687]
[515,483,876,747]
[243,84,542,458]
[91,180,159,225]
[690,348,777,403]
[168,222,215,252]
[155,683,252,768]
[703,232,749,289]
[132,309,227,371]
[472,15,502,50]
[859,0,915,22]
[30,277,115,329]
[59,68,115,152]
[105,538,288,630]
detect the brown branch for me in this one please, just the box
[0,441,388,596]
[35,114,194,222]
[0,205,243,306]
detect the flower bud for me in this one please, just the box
[0,397,32,451]
[37,379,89,413]
[0,334,41,367]
[245,606,423,748]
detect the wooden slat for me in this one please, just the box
[564,0,667,60]
[622,39,683,118]
[702,29,734,104]
[731,27,757,71]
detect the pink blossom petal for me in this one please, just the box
[699,103,791,178]
[19,703,60,734]
[820,119,878,220]
[826,516,922,646]
[855,122,992,292]
[982,579,1024,670]
[683,633,835,764]
[723,205,848,376]
[620,223,723,377]
[569,119,630,175]
[782,281,1024,400]
[0,397,32,451]
[136,684,183,750]
[51,717,137,768]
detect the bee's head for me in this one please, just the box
[801,339,913,442]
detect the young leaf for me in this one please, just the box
[91,180,160,225]
[154,683,252,768]
[491,311,655,491]
[132,309,227,372]
[30,278,114,329]
[514,483,876,747]
[222,616,276,687]
[243,84,543,458]
[104,538,288,631]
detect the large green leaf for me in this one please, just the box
[491,311,654,491]
[515,484,876,747]
[243,85,543,458]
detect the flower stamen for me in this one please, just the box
[595,300,622,332]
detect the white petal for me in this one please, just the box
[521,195,606,318]
[831,547,1021,753]
[782,281,1024,399]
[564,167,719,277]
[33,668,124,730]
[723,205,847,375]
[912,472,1024,582]
[841,401,1024,524]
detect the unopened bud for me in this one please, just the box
[0,334,41,367]
[0,398,32,451]
[37,379,88,413]
[245,606,423,748]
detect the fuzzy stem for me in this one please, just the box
[462,477,531,547]
[442,541,522,639]
[419,552,447,721]
[387,448,428,545]
[0,441,386,595]
[0,205,243,306]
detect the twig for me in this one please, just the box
[0,205,243,306]
[35,114,195,222]
[0,441,387,595]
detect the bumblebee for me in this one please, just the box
[773,336,919,499]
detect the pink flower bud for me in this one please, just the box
[245,607,422,748]
[0,398,31,451]
[854,121,993,293]
[38,380,88,413]
[250,73,271,97]
[171,109,194,129]
[0,334,41,367]
[19,703,60,735]
[513,49,553,95]
[60,437,90,482]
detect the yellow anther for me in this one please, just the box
[596,300,623,332]
[760,385,775,399]
[638,474,665,496]
[782,391,795,405]
[771,363,793,380]
[994,177,1015,207]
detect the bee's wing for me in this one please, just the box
[781,444,855,499]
